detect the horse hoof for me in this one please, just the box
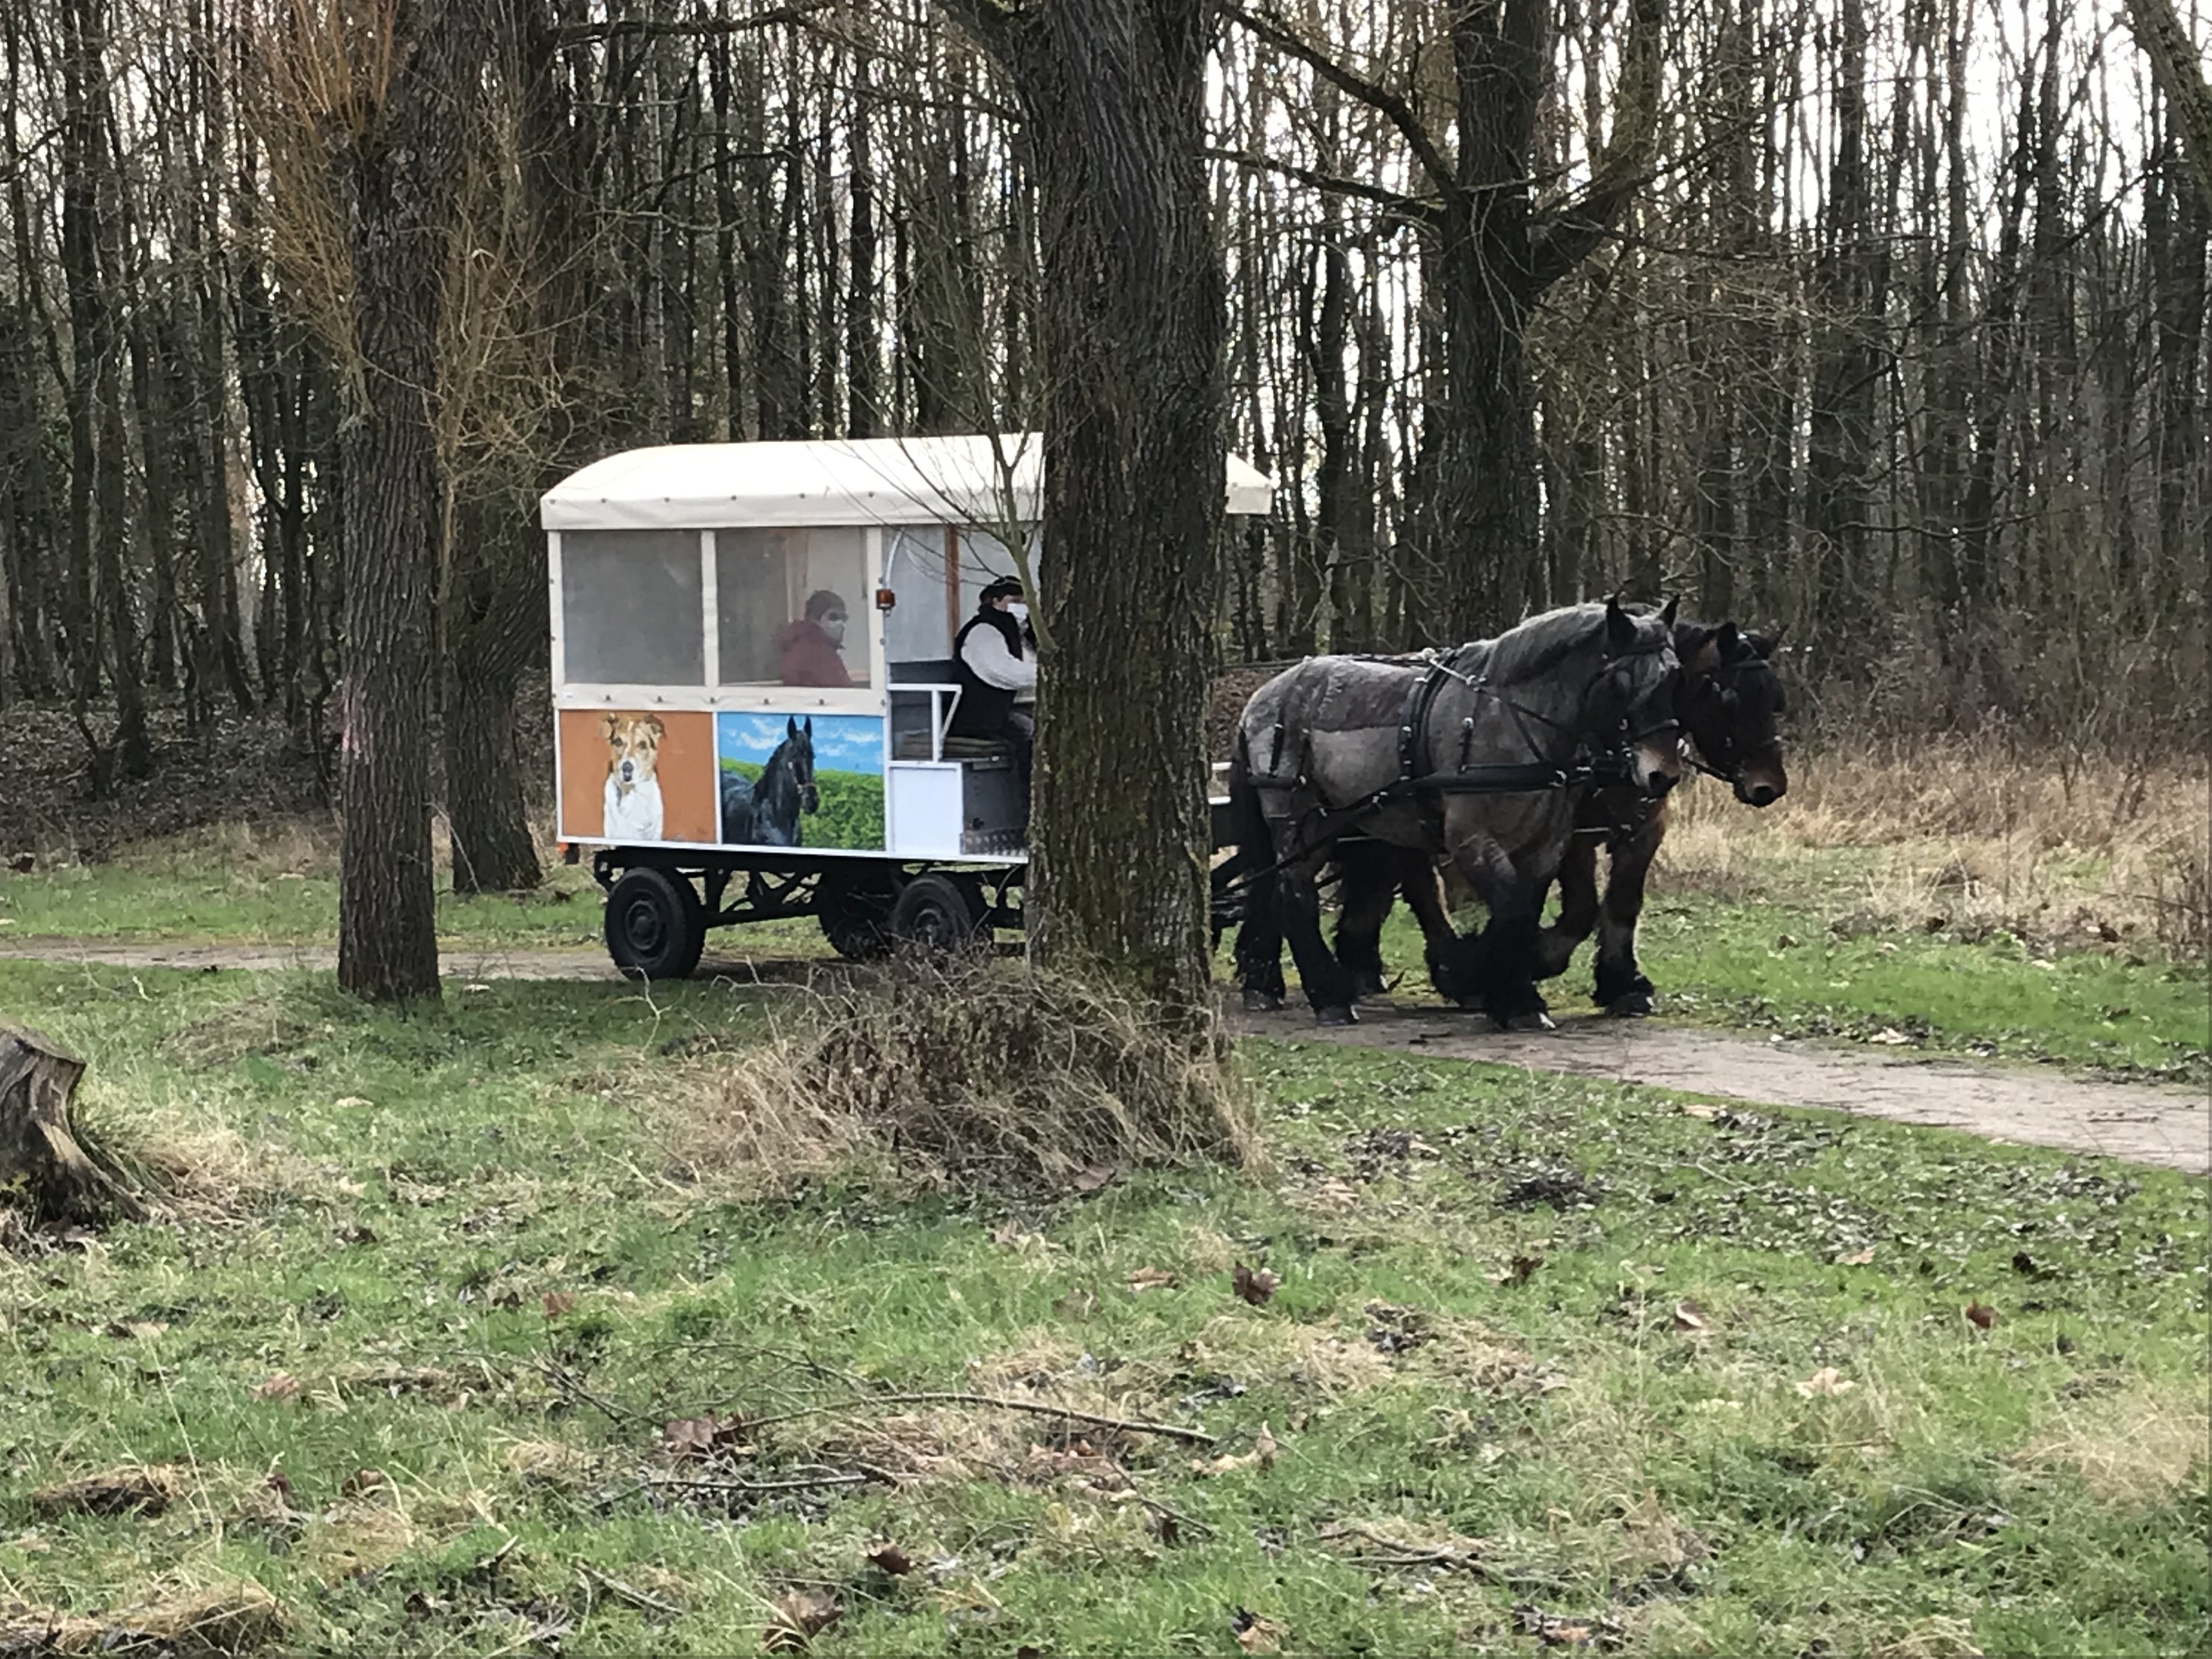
[1242,988,1284,1013]
[1497,1009,1556,1033]
[1606,993,1654,1019]
[1352,973,1389,999]
[1314,1005,1358,1028]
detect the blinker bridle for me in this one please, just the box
[1678,652,1781,787]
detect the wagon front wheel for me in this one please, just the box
[604,867,706,980]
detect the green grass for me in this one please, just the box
[723,760,886,850]
[2,962,2205,1655]
[1362,893,2211,1086]
[0,832,608,950]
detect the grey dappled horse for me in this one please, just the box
[1229,600,1684,1029]
[1330,618,1789,1017]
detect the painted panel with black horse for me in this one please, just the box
[1330,618,1788,1014]
[720,716,820,847]
[1227,600,1684,1029]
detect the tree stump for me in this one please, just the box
[0,1023,145,1226]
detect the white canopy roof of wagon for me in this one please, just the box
[539,433,1275,532]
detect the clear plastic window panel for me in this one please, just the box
[716,527,870,687]
[560,530,704,686]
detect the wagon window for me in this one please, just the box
[715,527,871,687]
[560,529,704,686]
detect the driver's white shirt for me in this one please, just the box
[960,618,1036,694]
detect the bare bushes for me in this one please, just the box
[650,959,1254,1197]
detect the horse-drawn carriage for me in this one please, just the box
[547,436,1788,1016]
[543,435,1273,977]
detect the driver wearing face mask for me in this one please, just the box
[951,574,1036,794]
[777,589,858,687]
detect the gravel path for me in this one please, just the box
[7,940,2203,1176]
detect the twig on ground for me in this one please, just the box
[641,1470,877,1496]
[577,1562,682,1617]
[528,1356,648,1426]
[744,1390,1216,1447]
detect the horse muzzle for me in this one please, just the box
[1633,741,1684,799]
[1734,757,1787,808]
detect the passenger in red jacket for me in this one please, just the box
[777,590,856,687]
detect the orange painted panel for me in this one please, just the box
[557,708,718,844]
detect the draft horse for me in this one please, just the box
[1228,600,1684,1029]
[1330,617,1788,1015]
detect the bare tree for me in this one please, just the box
[940,0,1226,1023]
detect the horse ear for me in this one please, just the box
[1716,622,1741,657]
[803,716,813,737]
[1605,598,1638,651]
[1659,596,1679,627]
[787,716,799,738]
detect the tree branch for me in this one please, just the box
[1204,146,1440,225]
[1528,0,1667,296]
[1220,3,1458,202]
[550,2,839,49]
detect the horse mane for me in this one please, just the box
[1480,602,1634,686]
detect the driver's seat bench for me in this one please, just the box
[892,730,1011,763]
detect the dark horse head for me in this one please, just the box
[1674,622,1788,807]
[740,716,820,848]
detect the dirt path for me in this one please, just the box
[7,940,2204,1176]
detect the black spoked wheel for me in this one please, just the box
[888,872,985,956]
[817,866,901,961]
[603,867,706,980]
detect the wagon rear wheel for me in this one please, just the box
[604,867,706,980]
[816,866,900,961]
[889,873,986,956]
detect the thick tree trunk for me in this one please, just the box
[332,0,490,1004]
[0,1024,144,1226]
[955,0,1225,1025]
[444,655,541,895]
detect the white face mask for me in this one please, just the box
[821,617,847,647]
[1006,602,1028,624]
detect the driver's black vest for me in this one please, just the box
[951,608,1025,737]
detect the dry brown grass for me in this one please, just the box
[2020,1379,2210,1509]
[1661,741,2211,957]
[0,1580,284,1656]
[645,959,1254,1197]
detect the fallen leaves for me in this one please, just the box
[1672,1300,1713,1339]
[251,1372,301,1403]
[1193,1423,1278,1477]
[1070,1164,1117,1195]
[1126,1266,1176,1293]
[1966,1301,1998,1331]
[1487,1253,1544,1288]
[540,1292,577,1319]
[1795,1367,1857,1398]
[865,1542,913,1577]
[1231,1609,1289,1653]
[1835,1247,1877,1266]
[761,1590,840,1653]
[1231,1263,1281,1306]
[662,1413,751,1464]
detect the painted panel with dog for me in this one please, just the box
[557,709,719,844]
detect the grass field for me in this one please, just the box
[2,962,2205,1656]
